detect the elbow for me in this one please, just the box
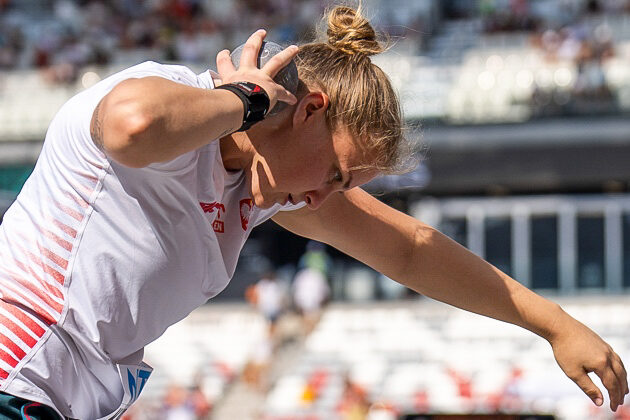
[99,81,155,168]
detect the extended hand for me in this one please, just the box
[216,29,298,112]
[549,314,628,411]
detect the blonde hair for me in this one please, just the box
[295,5,415,173]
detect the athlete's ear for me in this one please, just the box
[293,92,329,127]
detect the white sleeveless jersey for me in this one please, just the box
[0,61,301,419]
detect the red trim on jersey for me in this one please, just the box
[5,275,63,314]
[4,262,64,301]
[35,242,68,271]
[0,348,19,368]
[0,368,8,379]
[64,191,89,210]
[0,284,58,326]
[0,314,38,347]
[0,300,48,335]
[50,218,77,238]
[16,244,65,285]
[53,200,84,222]
[0,334,26,359]
[79,172,99,185]
[36,225,73,252]
[67,177,95,197]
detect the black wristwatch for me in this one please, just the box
[216,82,270,132]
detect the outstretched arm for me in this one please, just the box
[90,29,297,168]
[273,187,629,411]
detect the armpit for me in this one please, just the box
[90,99,105,150]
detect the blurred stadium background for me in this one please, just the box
[2,0,630,419]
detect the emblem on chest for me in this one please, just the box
[199,199,254,233]
[239,198,253,230]
[199,201,226,233]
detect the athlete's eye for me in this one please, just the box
[332,169,343,183]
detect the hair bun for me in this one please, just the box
[326,6,383,57]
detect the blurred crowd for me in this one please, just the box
[478,0,630,33]
[475,0,629,116]
[0,0,327,82]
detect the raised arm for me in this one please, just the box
[273,187,628,411]
[90,29,297,168]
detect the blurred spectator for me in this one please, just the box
[243,269,288,390]
[252,269,288,336]
[158,379,211,420]
[162,383,197,420]
[338,373,371,420]
[242,332,273,391]
[298,240,332,277]
[292,265,330,334]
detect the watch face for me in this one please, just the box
[235,82,269,120]
[235,82,264,95]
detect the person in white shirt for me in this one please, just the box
[0,5,627,419]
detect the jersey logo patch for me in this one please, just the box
[127,367,151,403]
[200,201,226,233]
[239,198,253,230]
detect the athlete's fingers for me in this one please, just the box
[263,45,299,78]
[607,353,628,409]
[216,49,235,78]
[611,356,629,402]
[572,369,604,407]
[615,355,630,395]
[240,29,266,68]
[594,365,624,411]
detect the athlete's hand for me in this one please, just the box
[549,312,628,411]
[216,29,298,112]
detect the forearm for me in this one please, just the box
[93,77,243,167]
[400,223,567,341]
[304,189,568,342]
[279,188,628,409]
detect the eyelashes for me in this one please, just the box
[329,168,343,184]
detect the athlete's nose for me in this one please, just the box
[304,186,335,210]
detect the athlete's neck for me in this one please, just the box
[219,133,252,172]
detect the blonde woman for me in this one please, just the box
[0,5,626,419]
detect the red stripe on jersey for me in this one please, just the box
[0,334,26,359]
[36,225,73,252]
[0,368,8,379]
[42,263,64,285]
[16,244,65,286]
[5,274,63,314]
[35,242,68,271]
[75,171,99,185]
[53,200,84,222]
[0,313,38,347]
[0,285,58,326]
[64,191,89,210]
[67,176,95,197]
[51,218,77,239]
[0,348,19,368]
[0,300,48,334]
[6,261,63,301]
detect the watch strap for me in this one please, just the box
[216,82,270,132]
